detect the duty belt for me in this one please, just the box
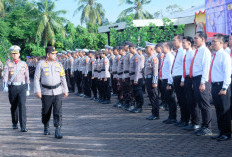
[8,81,25,86]
[113,72,117,74]
[118,72,123,75]
[145,74,153,79]
[124,70,129,74]
[42,83,61,89]
[101,69,105,72]
[129,72,135,76]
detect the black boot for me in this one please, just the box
[55,126,63,139]
[44,124,50,135]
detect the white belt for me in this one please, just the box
[8,81,25,86]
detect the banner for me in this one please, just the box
[195,10,206,34]
[206,0,232,36]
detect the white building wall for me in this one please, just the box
[184,24,195,38]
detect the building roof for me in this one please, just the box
[98,4,205,34]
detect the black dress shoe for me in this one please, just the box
[184,124,201,131]
[44,125,50,135]
[55,126,63,139]
[162,119,170,123]
[211,134,221,140]
[174,121,184,127]
[165,119,177,124]
[195,127,213,136]
[21,128,28,132]
[12,124,18,129]
[146,115,159,120]
[217,135,231,141]
[131,108,142,113]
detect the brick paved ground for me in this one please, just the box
[0,81,231,157]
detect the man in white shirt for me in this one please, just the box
[191,31,212,136]
[172,35,187,127]
[210,34,231,141]
[181,36,201,131]
[161,42,177,124]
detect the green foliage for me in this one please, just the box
[110,18,185,46]
[0,37,11,64]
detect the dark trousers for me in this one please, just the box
[41,94,62,127]
[66,69,74,92]
[91,78,98,98]
[132,78,144,109]
[192,75,212,128]
[173,76,187,122]
[102,78,111,100]
[145,78,159,117]
[158,79,165,105]
[83,72,92,97]
[98,79,104,100]
[75,71,82,93]
[212,82,231,137]
[112,77,118,94]
[161,79,177,120]
[184,76,200,125]
[8,84,27,128]
[117,78,123,103]
[122,78,132,105]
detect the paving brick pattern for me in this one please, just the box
[0,81,231,157]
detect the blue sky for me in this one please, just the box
[54,0,205,26]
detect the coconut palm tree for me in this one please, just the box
[0,0,5,17]
[36,0,66,46]
[118,0,153,20]
[74,0,105,25]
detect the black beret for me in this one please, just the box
[128,42,136,48]
[45,46,57,54]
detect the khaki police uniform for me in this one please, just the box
[3,56,30,131]
[34,59,68,130]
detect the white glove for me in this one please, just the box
[26,84,30,96]
[3,82,8,92]
[26,91,30,96]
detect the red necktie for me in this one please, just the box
[230,50,232,57]
[208,53,216,83]
[171,50,178,74]
[189,49,198,78]
[183,54,186,78]
[159,56,166,78]
[14,60,19,64]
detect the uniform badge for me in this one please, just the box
[44,72,49,76]
[43,63,48,67]
[161,55,164,59]
[10,71,14,75]
[153,58,158,64]
[60,65,65,77]
[135,58,139,62]
[9,63,13,67]
[44,68,49,72]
